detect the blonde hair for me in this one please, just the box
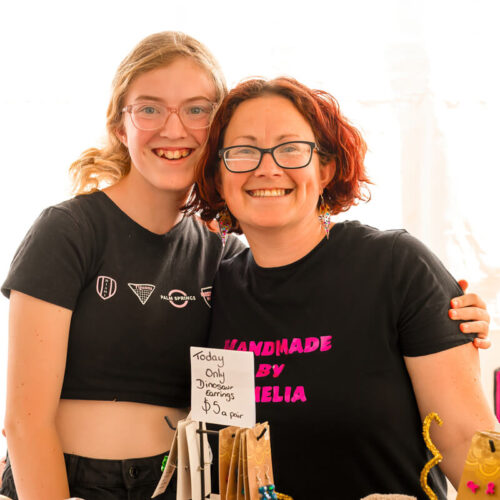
[70,31,227,195]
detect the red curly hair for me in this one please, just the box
[187,77,371,233]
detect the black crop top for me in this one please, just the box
[2,191,244,407]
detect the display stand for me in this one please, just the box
[197,422,268,499]
[197,422,219,499]
[166,416,267,499]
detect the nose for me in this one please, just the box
[254,152,283,177]
[158,108,188,139]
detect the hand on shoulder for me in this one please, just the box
[449,280,491,349]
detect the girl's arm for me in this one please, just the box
[4,291,72,499]
[404,343,498,488]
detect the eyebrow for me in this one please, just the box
[231,135,257,142]
[230,133,301,143]
[277,134,301,141]
[133,95,213,104]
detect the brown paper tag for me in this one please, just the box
[219,426,239,500]
[226,428,244,500]
[236,431,247,500]
[246,422,272,500]
[243,432,250,500]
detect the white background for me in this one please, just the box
[1,1,499,495]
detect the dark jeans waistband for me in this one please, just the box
[1,450,171,498]
[63,450,169,488]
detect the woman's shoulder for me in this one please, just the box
[335,220,404,238]
[332,220,407,252]
[333,221,444,269]
[217,245,251,272]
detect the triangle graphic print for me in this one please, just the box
[128,283,156,305]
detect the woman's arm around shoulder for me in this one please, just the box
[4,291,72,499]
[450,280,491,349]
[404,343,498,489]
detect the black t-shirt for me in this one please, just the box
[208,221,471,499]
[2,190,244,407]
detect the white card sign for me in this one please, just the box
[190,347,255,427]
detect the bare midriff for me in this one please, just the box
[55,399,188,459]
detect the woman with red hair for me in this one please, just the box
[190,77,497,499]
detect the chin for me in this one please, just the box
[151,176,195,196]
[243,218,292,232]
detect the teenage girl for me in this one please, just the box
[0,32,243,499]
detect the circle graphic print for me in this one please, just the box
[166,289,196,308]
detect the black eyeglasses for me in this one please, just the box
[219,141,319,173]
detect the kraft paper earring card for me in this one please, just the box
[246,422,273,500]
[219,426,239,500]
[241,432,250,500]
[226,428,244,500]
[236,431,247,500]
[457,430,499,499]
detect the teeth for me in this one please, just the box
[249,189,287,197]
[155,149,191,159]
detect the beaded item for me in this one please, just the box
[467,481,480,493]
[255,478,293,499]
[420,412,443,500]
[160,454,169,472]
[217,206,232,247]
[318,195,331,239]
[253,451,293,500]
[258,483,278,500]
[257,471,278,500]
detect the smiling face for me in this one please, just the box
[218,95,334,237]
[117,57,216,196]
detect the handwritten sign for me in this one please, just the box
[190,346,255,427]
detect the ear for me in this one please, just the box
[114,126,128,148]
[319,160,335,190]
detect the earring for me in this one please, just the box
[217,206,232,247]
[318,194,331,239]
[257,469,291,500]
[256,472,267,499]
[256,469,278,500]
[264,469,278,500]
